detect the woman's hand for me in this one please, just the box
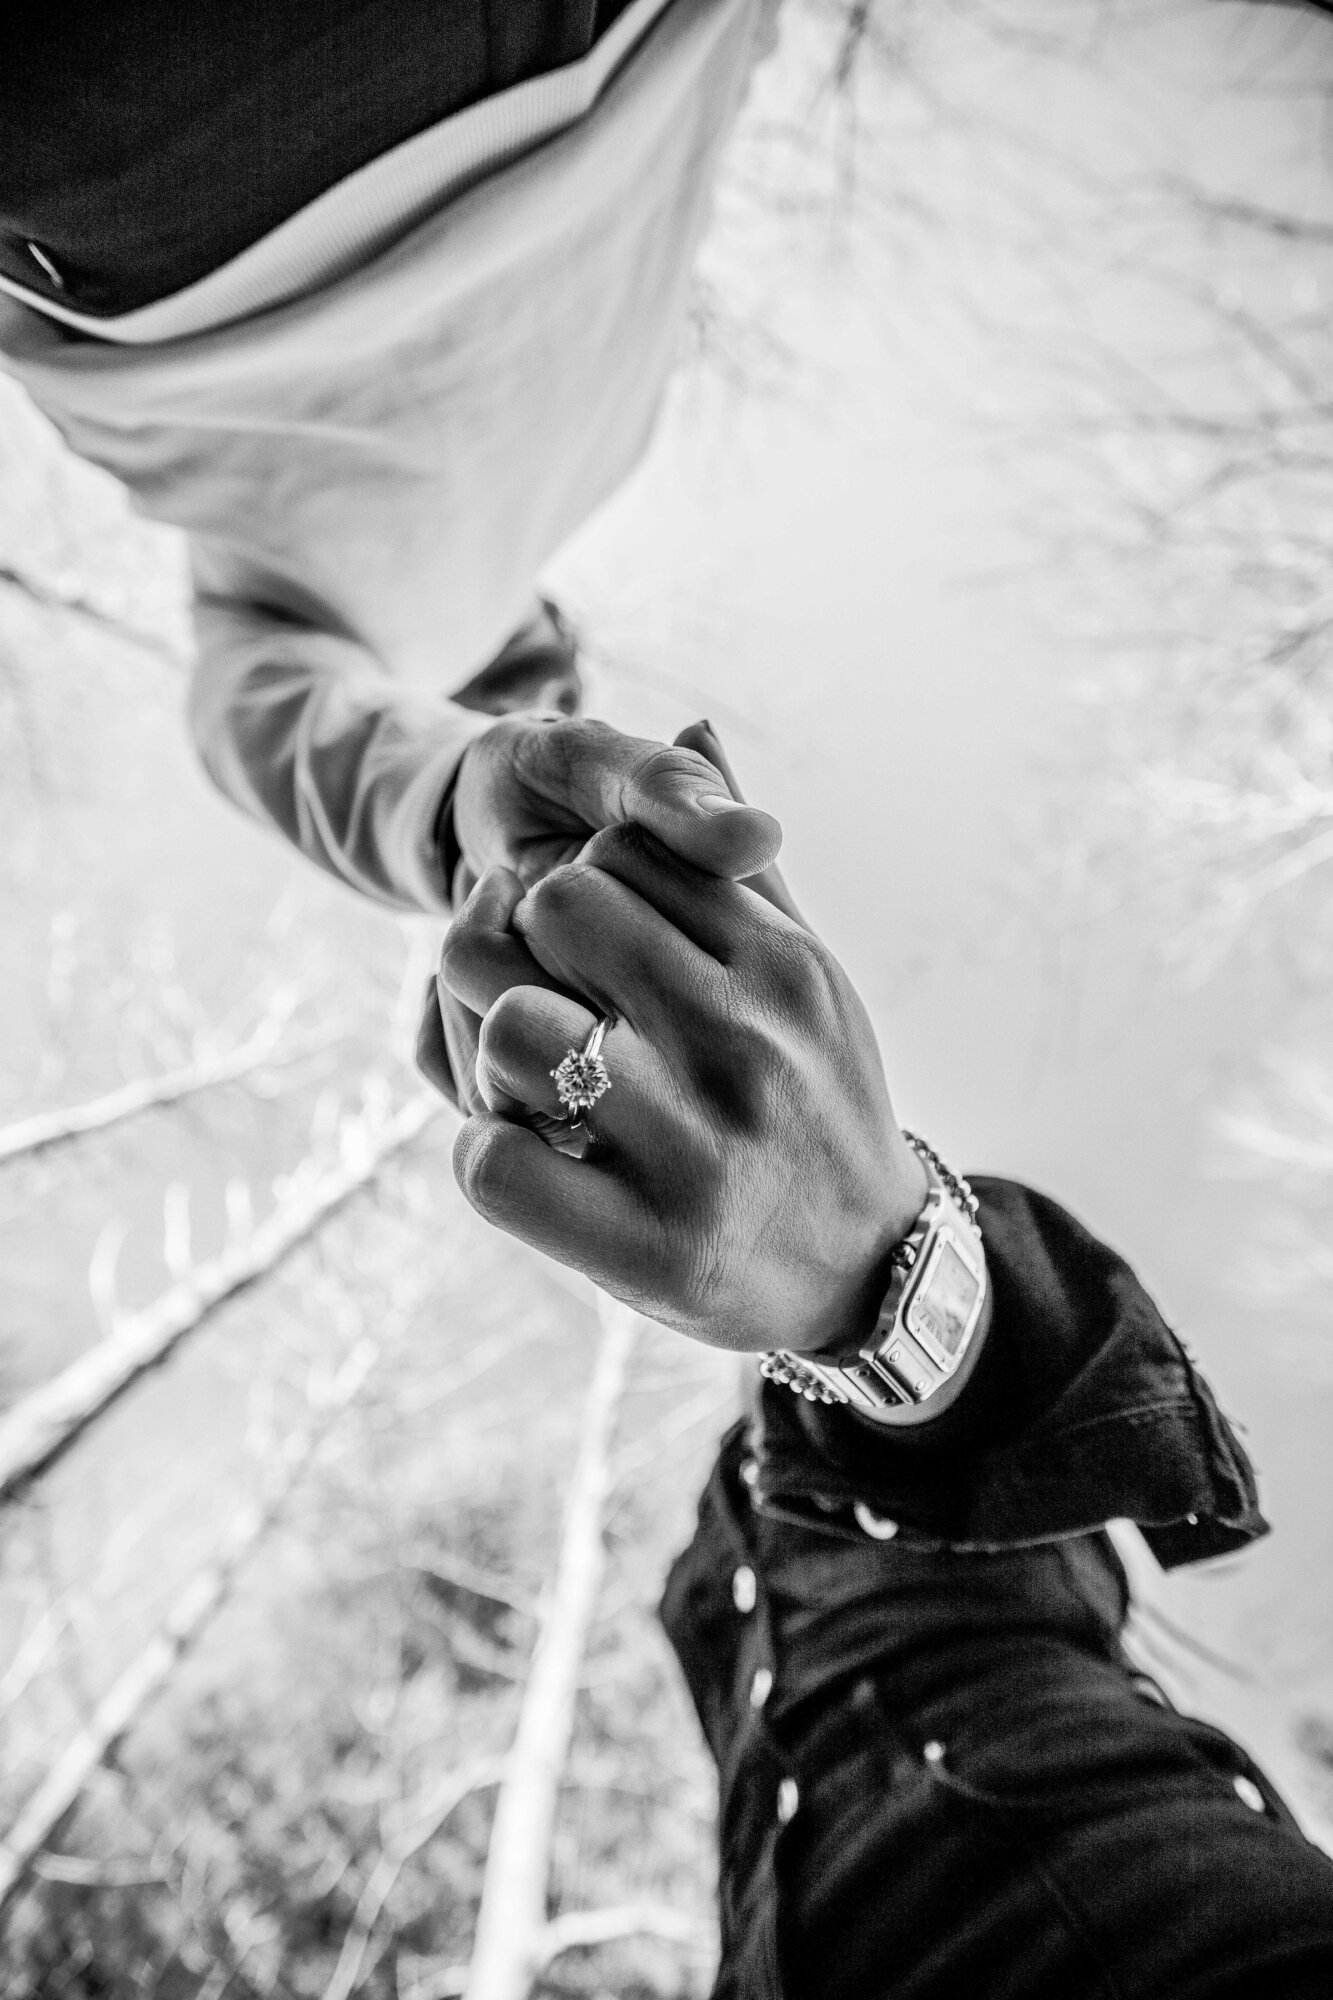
[437,824,927,1355]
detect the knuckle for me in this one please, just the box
[453,1121,501,1214]
[454,1120,527,1221]
[475,710,530,779]
[580,821,648,870]
[439,878,510,979]
[525,713,609,780]
[437,917,479,991]
[476,987,531,1071]
[509,711,569,788]
[764,928,834,1015]
[581,820,674,887]
[440,920,507,996]
[521,859,591,934]
[628,741,707,795]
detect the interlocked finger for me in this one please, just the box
[476,986,661,1145]
[440,866,568,1016]
[515,860,724,1046]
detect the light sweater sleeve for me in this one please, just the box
[188,577,495,915]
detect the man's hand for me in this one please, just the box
[440,826,928,1355]
[450,714,783,896]
[420,719,802,1122]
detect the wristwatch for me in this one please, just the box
[759,1133,988,1425]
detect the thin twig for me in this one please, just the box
[395,1547,539,1622]
[407,1902,711,2000]
[31,1854,170,1889]
[534,1901,714,1969]
[321,1758,507,2000]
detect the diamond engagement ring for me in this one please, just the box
[551,1013,615,1120]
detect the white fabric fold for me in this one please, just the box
[0,0,777,910]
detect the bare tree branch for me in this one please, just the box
[0,1018,339,1167]
[0,1338,382,1918]
[0,558,188,667]
[1148,176,1333,245]
[0,1093,439,1503]
[462,1297,637,2000]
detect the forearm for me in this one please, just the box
[189,585,493,913]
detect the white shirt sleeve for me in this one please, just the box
[188,575,494,915]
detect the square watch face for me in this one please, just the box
[905,1234,980,1366]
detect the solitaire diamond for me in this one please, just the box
[551,1048,611,1117]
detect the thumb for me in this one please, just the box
[517,715,783,878]
[619,739,783,880]
[672,720,806,926]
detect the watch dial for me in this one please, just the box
[907,1236,979,1362]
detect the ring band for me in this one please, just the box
[551,1012,616,1119]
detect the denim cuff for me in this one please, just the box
[755,1177,1267,1571]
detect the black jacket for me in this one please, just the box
[755,1176,1265,1569]
[658,1185,1333,2000]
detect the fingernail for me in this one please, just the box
[696,792,745,813]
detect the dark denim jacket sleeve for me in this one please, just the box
[755,1176,1267,1571]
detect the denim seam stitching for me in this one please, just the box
[923,1763,1132,2000]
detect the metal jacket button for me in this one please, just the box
[853,1500,899,1540]
[777,1777,799,1823]
[750,1666,773,1709]
[732,1565,757,1613]
[1233,1775,1266,1813]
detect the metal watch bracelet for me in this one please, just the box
[759,1133,987,1424]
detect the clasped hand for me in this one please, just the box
[423,738,927,1355]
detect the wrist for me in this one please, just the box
[761,1134,990,1428]
[435,725,493,908]
[785,1135,930,1357]
[844,1277,992,1431]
